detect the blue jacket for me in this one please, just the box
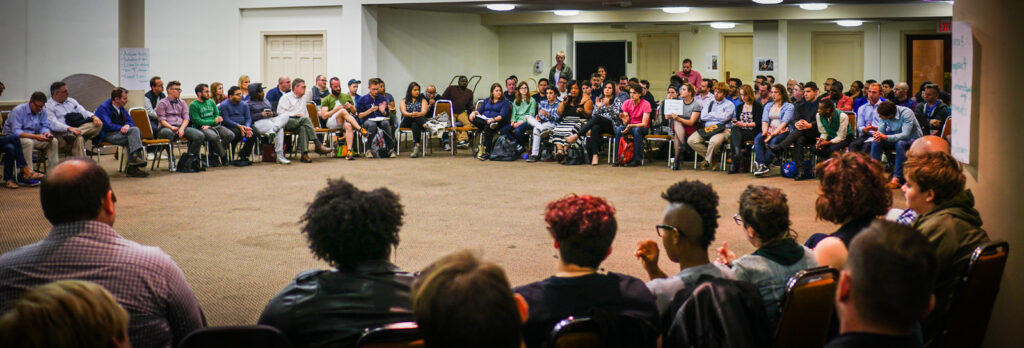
[760,101,794,128]
[94,99,133,140]
[218,100,252,128]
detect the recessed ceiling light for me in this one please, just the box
[486,4,515,11]
[752,0,783,4]
[710,22,736,29]
[662,7,691,14]
[837,20,863,27]
[799,3,828,10]
[553,10,580,16]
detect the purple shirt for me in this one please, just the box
[0,220,206,348]
[675,70,703,87]
[155,97,190,127]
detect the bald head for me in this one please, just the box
[40,159,111,225]
[426,85,437,94]
[908,135,950,158]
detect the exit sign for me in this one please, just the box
[938,22,952,33]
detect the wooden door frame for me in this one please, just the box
[637,33,678,98]
[810,31,864,85]
[904,33,952,91]
[261,30,327,83]
[719,33,753,82]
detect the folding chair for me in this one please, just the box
[307,103,333,148]
[773,266,840,348]
[439,100,478,156]
[550,317,601,348]
[396,113,430,156]
[644,134,673,168]
[178,325,291,348]
[940,116,952,143]
[356,322,424,348]
[129,108,173,171]
[938,240,1010,347]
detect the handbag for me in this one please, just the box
[261,143,277,162]
[617,136,634,164]
[175,152,200,173]
[64,112,89,127]
[697,122,727,138]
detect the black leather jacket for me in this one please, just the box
[258,260,416,348]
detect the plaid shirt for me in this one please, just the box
[0,220,205,348]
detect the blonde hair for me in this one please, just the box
[238,75,250,90]
[0,280,129,348]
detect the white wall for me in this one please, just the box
[498,25,557,86]
[237,6,346,83]
[0,0,119,101]
[785,20,937,83]
[376,7,499,100]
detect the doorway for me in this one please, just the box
[721,35,753,85]
[575,41,627,86]
[906,34,952,92]
[264,34,325,85]
[812,32,864,87]
[638,33,679,98]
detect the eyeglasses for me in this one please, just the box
[733,213,743,226]
[655,224,679,237]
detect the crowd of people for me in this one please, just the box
[0,124,990,347]
[1,55,952,190]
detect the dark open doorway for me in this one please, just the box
[575,41,628,84]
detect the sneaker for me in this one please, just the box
[624,160,641,167]
[411,144,422,158]
[208,156,221,168]
[753,164,770,176]
[526,155,539,162]
[265,131,276,139]
[443,143,452,152]
[17,178,40,187]
[671,158,681,171]
[231,159,253,167]
[457,140,469,148]
[358,127,368,135]
[277,157,292,165]
[365,150,375,159]
[389,151,397,158]
[346,154,354,160]
[540,130,553,139]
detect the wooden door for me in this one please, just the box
[638,33,679,99]
[722,35,753,85]
[812,32,864,86]
[264,34,324,84]
[906,34,952,92]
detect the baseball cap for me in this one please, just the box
[348,79,361,86]
[248,82,266,95]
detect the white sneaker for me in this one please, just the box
[277,156,291,165]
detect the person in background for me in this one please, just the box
[729,84,762,174]
[143,76,165,131]
[379,81,398,123]
[665,83,703,171]
[635,180,735,315]
[825,81,853,113]
[504,75,518,101]
[727,78,743,106]
[245,83,291,164]
[768,82,821,181]
[752,84,793,177]
[218,86,254,166]
[96,88,149,177]
[788,80,804,104]
[347,79,361,101]
[914,83,951,136]
[914,81,951,105]
[640,80,657,112]
[399,81,430,158]
[189,83,234,167]
[846,80,863,99]
[0,280,131,348]
[155,80,206,161]
[812,99,853,160]
[757,82,771,106]
[825,221,937,348]
[320,77,366,160]
[567,81,615,166]
[881,79,896,100]
[238,75,251,100]
[45,81,103,159]
[849,83,888,153]
[266,76,291,110]
[617,75,630,97]
[696,78,714,107]
[210,82,227,105]
[688,82,735,170]
[441,76,475,149]
[870,101,923,189]
[675,58,703,87]
[615,84,651,167]
[533,78,551,104]
[892,82,918,110]
[589,73,603,93]
[548,51,573,85]
[549,81,592,163]
[5,92,59,175]
[596,65,608,83]
[557,76,569,100]
[310,74,330,105]
[279,78,332,162]
[509,81,538,154]
[469,83,511,161]
[525,86,561,162]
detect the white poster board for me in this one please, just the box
[950,22,972,163]
[119,48,150,90]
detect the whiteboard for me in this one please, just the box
[119,48,150,91]
[950,22,972,163]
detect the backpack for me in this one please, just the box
[617,136,634,164]
[489,136,519,161]
[368,131,393,158]
[175,152,201,173]
[539,143,555,162]
[563,144,587,165]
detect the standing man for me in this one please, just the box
[218,86,254,166]
[441,76,475,148]
[245,83,290,164]
[266,76,291,111]
[310,74,330,106]
[45,81,103,158]
[355,78,396,158]
[769,82,821,181]
[675,58,703,87]
[155,80,206,160]
[143,76,165,131]
[189,83,234,167]
[95,88,149,177]
[277,78,332,163]
[5,92,59,172]
[548,51,573,84]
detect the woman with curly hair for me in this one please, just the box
[259,178,415,348]
[716,185,817,327]
[805,152,892,270]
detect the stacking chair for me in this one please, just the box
[129,107,173,171]
[938,240,1010,347]
[643,134,673,167]
[178,325,291,348]
[940,116,952,142]
[356,322,424,348]
[306,103,334,149]
[550,317,601,348]
[773,266,840,348]
[438,100,477,156]
[396,113,430,156]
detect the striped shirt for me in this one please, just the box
[0,220,205,348]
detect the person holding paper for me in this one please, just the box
[469,83,511,161]
[664,84,703,170]
[356,78,396,158]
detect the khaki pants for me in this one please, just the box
[56,122,101,157]
[687,128,732,164]
[21,137,59,170]
[454,112,471,142]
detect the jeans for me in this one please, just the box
[1,135,28,181]
[226,126,256,160]
[362,119,394,151]
[773,128,819,171]
[614,126,648,163]
[524,116,556,156]
[512,121,532,146]
[199,125,235,159]
[871,138,913,179]
[754,132,788,165]
[848,133,873,153]
[581,117,616,158]
[157,126,205,155]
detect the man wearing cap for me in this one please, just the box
[245,82,290,164]
[155,80,205,159]
[347,79,361,103]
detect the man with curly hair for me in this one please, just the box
[258,178,415,348]
[635,180,735,315]
[514,194,659,348]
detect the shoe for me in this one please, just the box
[411,144,422,158]
[125,166,149,178]
[231,159,253,167]
[443,143,452,152]
[753,164,770,176]
[220,156,230,166]
[457,140,469,148]
[700,161,711,170]
[527,155,539,162]
[16,178,40,187]
[300,154,313,163]
[277,157,292,165]
[389,151,397,158]
[885,178,903,190]
[208,156,221,168]
[540,130,553,139]
[346,154,354,160]
[358,127,368,135]
[129,151,147,166]
[728,164,740,174]
[489,122,499,130]
[624,160,640,167]
[315,145,332,155]
[671,158,681,171]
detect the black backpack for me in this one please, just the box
[368,131,393,158]
[489,136,519,161]
[563,144,587,165]
[175,152,202,173]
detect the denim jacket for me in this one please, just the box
[729,244,817,326]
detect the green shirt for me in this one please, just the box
[189,99,220,127]
[510,98,537,123]
[321,93,354,111]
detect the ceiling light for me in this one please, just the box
[799,3,828,10]
[710,22,736,29]
[752,0,783,4]
[836,20,863,27]
[486,4,515,11]
[662,7,691,14]
[553,10,580,16]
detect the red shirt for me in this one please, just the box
[675,70,703,87]
[622,99,652,126]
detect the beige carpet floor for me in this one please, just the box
[0,146,905,326]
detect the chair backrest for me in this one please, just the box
[128,107,156,139]
[178,325,291,348]
[356,322,424,348]
[433,100,453,126]
[306,103,322,128]
[774,266,840,348]
[942,240,1010,347]
[846,112,857,136]
[550,316,601,348]
[940,116,953,141]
